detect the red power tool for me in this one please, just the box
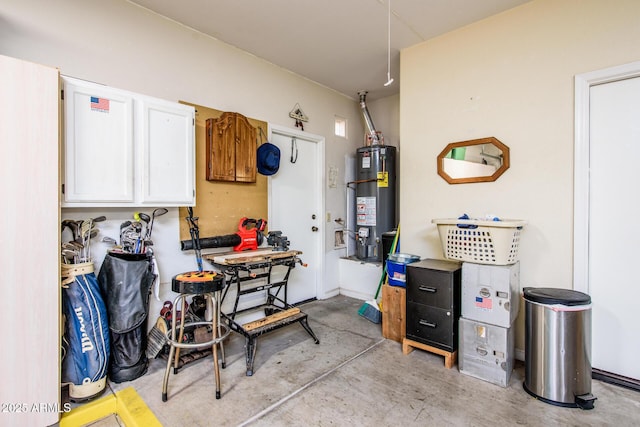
[180,217,267,252]
[233,217,267,251]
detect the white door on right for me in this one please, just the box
[589,76,640,381]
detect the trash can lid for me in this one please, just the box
[523,287,591,306]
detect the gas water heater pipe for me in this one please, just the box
[358,91,382,145]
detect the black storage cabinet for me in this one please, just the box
[406,259,462,352]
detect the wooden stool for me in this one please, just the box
[162,271,230,401]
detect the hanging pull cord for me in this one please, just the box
[290,137,298,163]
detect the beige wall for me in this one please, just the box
[400,0,640,350]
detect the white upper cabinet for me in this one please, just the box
[61,76,195,207]
[139,96,195,205]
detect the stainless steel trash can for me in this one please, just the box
[523,287,596,409]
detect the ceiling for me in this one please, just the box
[128,0,529,101]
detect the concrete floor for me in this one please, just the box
[94,295,640,426]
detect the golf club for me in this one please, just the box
[147,208,168,240]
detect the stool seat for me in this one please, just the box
[172,271,224,294]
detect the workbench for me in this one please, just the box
[204,248,319,376]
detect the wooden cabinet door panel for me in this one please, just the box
[207,114,235,181]
[234,113,257,182]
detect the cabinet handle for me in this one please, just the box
[418,286,437,293]
[418,320,436,328]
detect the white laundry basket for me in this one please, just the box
[432,218,526,265]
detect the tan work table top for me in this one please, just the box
[203,248,302,266]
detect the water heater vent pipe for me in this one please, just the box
[358,91,382,146]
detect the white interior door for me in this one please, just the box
[269,126,323,304]
[588,76,640,380]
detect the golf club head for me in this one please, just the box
[137,212,151,223]
[102,236,118,245]
[147,207,169,240]
[153,208,168,218]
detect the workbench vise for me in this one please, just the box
[266,231,290,251]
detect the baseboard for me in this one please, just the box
[339,288,371,301]
[593,369,640,392]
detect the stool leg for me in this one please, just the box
[173,295,186,374]
[209,293,222,399]
[217,290,226,369]
[162,342,176,402]
[162,297,180,402]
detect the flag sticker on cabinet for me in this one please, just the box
[475,296,492,310]
[90,96,110,112]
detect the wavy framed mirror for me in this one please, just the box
[437,137,509,184]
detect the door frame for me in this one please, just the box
[268,124,326,298]
[573,60,640,292]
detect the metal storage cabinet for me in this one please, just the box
[406,259,462,352]
[459,317,514,387]
[461,262,520,327]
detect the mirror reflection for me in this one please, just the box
[437,137,509,184]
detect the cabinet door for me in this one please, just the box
[62,77,134,204]
[206,112,257,182]
[1,55,61,427]
[140,97,195,205]
[206,114,236,181]
[234,113,257,182]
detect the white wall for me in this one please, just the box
[400,0,640,350]
[0,0,371,310]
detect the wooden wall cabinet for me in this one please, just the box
[206,112,257,183]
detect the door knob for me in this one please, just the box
[311,226,318,232]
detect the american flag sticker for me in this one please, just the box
[90,96,110,112]
[475,296,493,310]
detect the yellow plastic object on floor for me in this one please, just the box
[60,386,161,427]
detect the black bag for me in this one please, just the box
[98,252,156,383]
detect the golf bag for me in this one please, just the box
[98,252,156,383]
[61,262,110,402]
